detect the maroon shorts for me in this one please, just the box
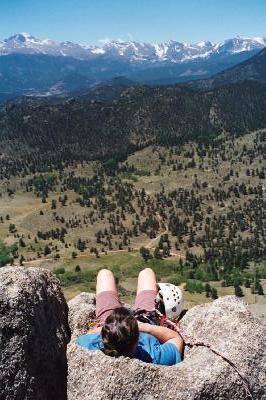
[96,290,157,324]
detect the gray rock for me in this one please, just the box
[68,292,96,337]
[68,294,266,400]
[0,266,70,400]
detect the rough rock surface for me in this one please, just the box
[0,266,70,400]
[68,294,266,400]
[68,291,96,336]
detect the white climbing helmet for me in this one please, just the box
[156,283,183,319]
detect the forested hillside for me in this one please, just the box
[0,64,265,304]
[192,47,266,90]
[0,131,265,301]
[1,80,266,178]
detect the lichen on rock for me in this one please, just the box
[68,293,266,400]
[0,266,70,400]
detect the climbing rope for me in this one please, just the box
[158,308,256,399]
[86,308,257,399]
[184,341,255,400]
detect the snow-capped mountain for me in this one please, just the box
[0,33,265,63]
[0,33,98,59]
[0,33,265,102]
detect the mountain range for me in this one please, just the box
[0,33,265,101]
[1,33,265,63]
[1,44,266,177]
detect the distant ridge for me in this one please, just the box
[82,77,137,102]
[1,33,265,63]
[1,79,266,176]
[0,33,265,101]
[192,47,266,90]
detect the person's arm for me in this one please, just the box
[138,322,178,342]
[138,322,184,354]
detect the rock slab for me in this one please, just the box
[0,266,70,400]
[68,294,266,400]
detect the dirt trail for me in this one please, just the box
[23,248,137,266]
[23,233,185,266]
[23,213,185,266]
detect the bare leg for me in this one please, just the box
[136,268,157,295]
[96,269,117,295]
[93,269,121,328]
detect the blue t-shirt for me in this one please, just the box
[77,332,181,365]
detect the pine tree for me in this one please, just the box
[244,278,251,288]
[140,247,151,262]
[234,284,244,297]
[257,284,264,295]
[44,245,51,256]
[77,238,86,251]
[19,255,25,266]
[205,283,211,297]
[19,238,26,247]
[211,287,218,300]
[154,247,161,259]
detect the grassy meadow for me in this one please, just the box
[0,131,265,315]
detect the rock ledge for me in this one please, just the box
[68,293,266,400]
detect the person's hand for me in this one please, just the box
[175,322,181,332]
[165,320,181,332]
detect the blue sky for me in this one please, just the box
[0,0,265,44]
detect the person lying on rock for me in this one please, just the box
[77,268,184,365]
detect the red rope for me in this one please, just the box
[185,341,255,400]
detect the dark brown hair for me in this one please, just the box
[101,307,139,358]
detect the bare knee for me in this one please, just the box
[97,268,113,279]
[137,268,157,293]
[138,268,155,280]
[96,269,116,294]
